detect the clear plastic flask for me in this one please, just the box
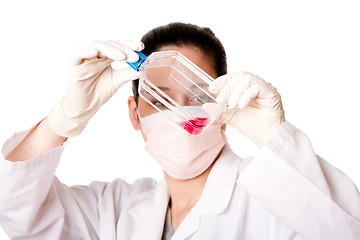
[136,50,218,136]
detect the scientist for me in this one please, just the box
[0,22,360,240]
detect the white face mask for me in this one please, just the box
[139,107,227,180]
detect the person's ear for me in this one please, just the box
[128,96,141,130]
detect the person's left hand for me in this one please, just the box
[202,72,285,148]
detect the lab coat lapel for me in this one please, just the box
[131,180,170,240]
[172,144,241,240]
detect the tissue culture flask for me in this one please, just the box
[138,51,217,135]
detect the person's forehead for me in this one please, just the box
[158,46,217,79]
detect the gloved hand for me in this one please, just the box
[202,72,285,148]
[49,40,144,137]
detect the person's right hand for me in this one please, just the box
[49,40,144,138]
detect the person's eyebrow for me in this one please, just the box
[149,86,170,92]
[190,83,207,90]
[190,83,207,91]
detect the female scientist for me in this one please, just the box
[0,22,359,240]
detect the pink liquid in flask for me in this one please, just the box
[179,117,209,135]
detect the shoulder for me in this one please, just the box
[86,177,158,199]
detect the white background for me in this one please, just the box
[0,0,359,238]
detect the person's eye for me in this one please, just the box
[189,95,213,105]
[151,99,171,109]
[152,100,164,107]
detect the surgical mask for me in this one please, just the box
[139,106,227,179]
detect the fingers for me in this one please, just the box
[119,40,145,52]
[237,84,260,109]
[208,74,233,94]
[211,72,266,110]
[112,66,141,89]
[212,72,249,109]
[70,47,99,66]
[202,102,237,124]
[225,77,253,109]
[202,102,227,120]
[103,40,144,63]
[70,40,145,66]
[86,41,124,61]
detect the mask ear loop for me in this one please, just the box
[135,105,142,125]
[134,105,148,134]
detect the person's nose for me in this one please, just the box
[174,95,189,106]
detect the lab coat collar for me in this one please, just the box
[199,144,241,214]
[171,144,241,240]
[131,179,170,240]
[130,144,241,240]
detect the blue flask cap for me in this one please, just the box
[126,51,147,71]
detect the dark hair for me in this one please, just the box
[132,22,227,102]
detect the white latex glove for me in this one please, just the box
[202,72,285,148]
[49,40,144,137]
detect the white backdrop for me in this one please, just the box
[0,0,359,238]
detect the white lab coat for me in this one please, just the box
[0,121,359,240]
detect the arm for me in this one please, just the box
[6,40,144,162]
[5,116,67,162]
[239,122,360,239]
[204,72,360,239]
[1,138,134,239]
[0,40,144,239]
